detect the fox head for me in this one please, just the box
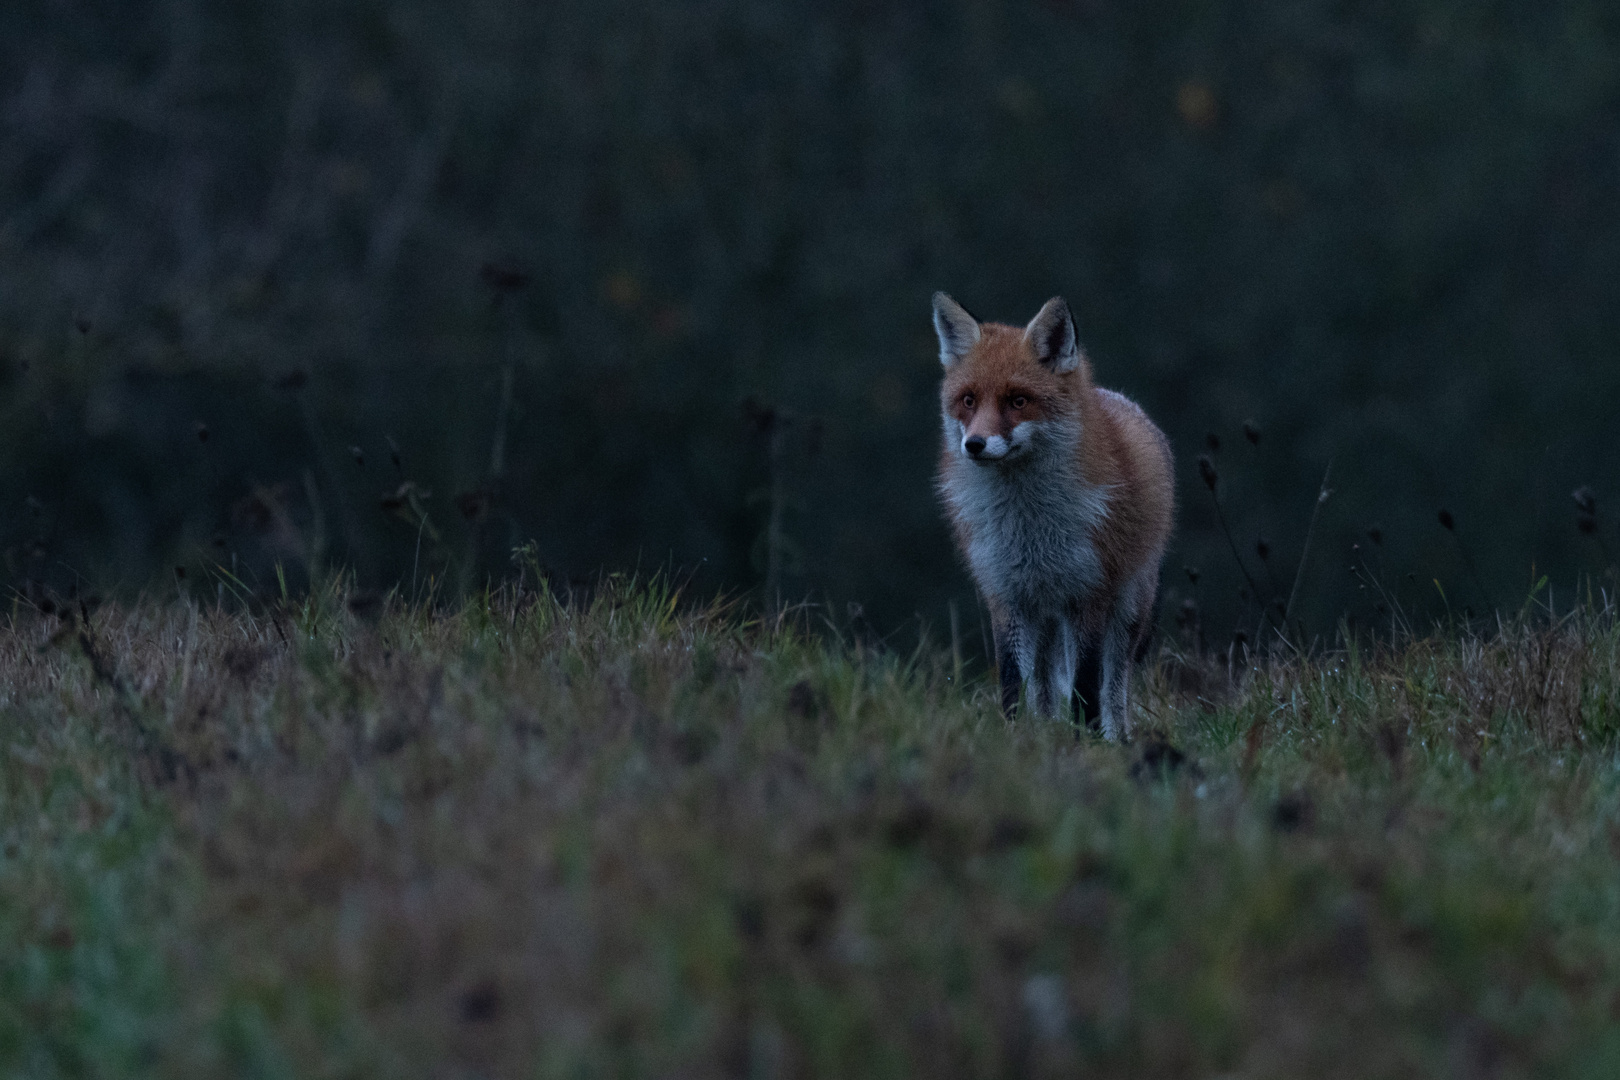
[934,292,1087,466]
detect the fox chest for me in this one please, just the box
[947,470,1110,610]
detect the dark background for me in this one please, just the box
[3,0,1617,648]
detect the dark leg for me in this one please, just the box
[1073,634,1101,732]
[1098,617,1135,741]
[1133,571,1164,664]
[998,640,1022,717]
[990,607,1024,718]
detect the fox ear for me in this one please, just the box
[1024,296,1080,374]
[932,292,981,368]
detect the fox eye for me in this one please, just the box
[962,393,976,410]
[1011,395,1029,410]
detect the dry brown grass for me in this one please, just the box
[3,582,1620,1078]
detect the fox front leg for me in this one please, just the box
[1097,617,1134,742]
[997,641,1022,717]
[1072,631,1102,732]
[991,615,1023,718]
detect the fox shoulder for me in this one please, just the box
[1088,387,1175,546]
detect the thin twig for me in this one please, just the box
[765,422,787,612]
[1210,493,1262,602]
[489,362,516,480]
[949,599,962,687]
[1283,460,1334,626]
[412,512,428,604]
[1447,526,1496,614]
[1207,484,1270,633]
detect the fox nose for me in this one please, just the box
[964,436,986,457]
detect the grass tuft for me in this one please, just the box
[2,586,1620,1077]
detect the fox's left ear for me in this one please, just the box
[1023,297,1081,374]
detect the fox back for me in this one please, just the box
[933,292,1173,739]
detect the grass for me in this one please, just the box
[3,576,1620,1078]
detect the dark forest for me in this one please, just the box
[4,0,1618,638]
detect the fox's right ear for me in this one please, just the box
[932,292,981,368]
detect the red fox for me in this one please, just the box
[933,292,1174,740]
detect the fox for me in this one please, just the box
[933,292,1174,741]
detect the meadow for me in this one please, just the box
[4,574,1620,1079]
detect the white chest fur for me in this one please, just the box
[942,443,1111,612]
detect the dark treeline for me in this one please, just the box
[2,0,1618,647]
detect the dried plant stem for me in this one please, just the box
[489,362,516,480]
[1284,461,1334,626]
[1207,486,1269,623]
[1587,525,1614,570]
[976,592,992,670]
[1259,559,1286,607]
[412,512,428,603]
[296,390,369,580]
[1447,528,1495,613]
[949,599,962,686]
[765,423,788,612]
[489,311,531,482]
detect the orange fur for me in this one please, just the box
[934,294,1174,737]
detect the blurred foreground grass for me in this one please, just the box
[4,578,1620,1079]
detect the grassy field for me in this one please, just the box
[3,578,1620,1079]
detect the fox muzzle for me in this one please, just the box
[963,433,1010,461]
